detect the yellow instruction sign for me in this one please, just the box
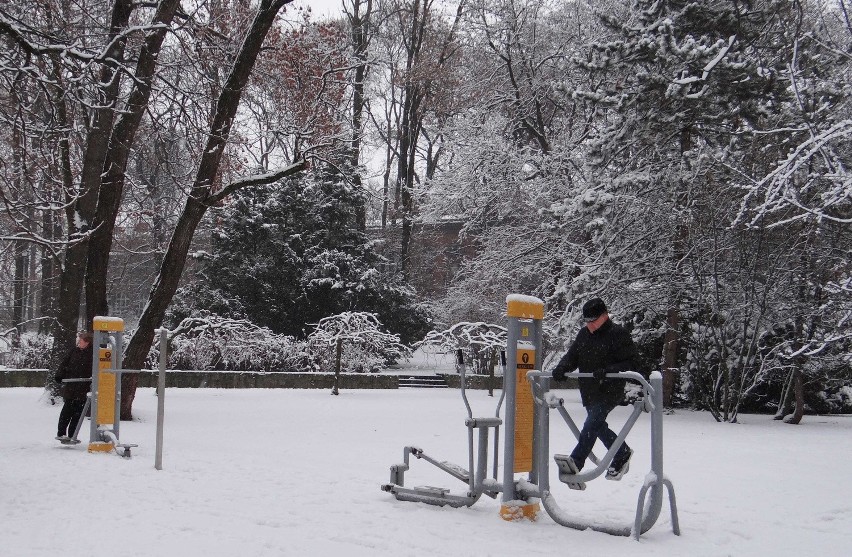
[97,348,115,425]
[514,348,535,472]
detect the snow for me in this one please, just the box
[92,315,125,329]
[505,293,544,306]
[2,386,851,556]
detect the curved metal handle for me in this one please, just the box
[527,370,654,406]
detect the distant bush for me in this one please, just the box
[308,312,410,373]
[1,333,52,369]
[158,313,313,372]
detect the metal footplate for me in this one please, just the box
[117,443,138,458]
[413,485,450,497]
[554,454,586,491]
[439,461,470,483]
[381,483,474,508]
[382,443,479,508]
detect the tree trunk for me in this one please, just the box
[39,183,62,335]
[120,0,300,419]
[50,0,134,368]
[41,51,73,338]
[774,368,794,420]
[660,128,693,408]
[395,0,429,278]
[331,338,343,395]
[121,198,205,418]
[662,305,679,407]
[13,240,28,334]
[11,108,27,335]
[347,0,372,231]
[397,93,420,279]
[84,0,183,326]
[783,367,805,425]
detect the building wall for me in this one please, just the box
[368,220,478,298]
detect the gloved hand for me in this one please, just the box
[552,367,567,381]
[592,368,607,380]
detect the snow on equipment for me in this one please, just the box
[381,295,680,539]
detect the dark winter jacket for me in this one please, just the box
[552,319,637,407]
[56,344,94,400]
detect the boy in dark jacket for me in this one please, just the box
[55,331,94,440]
[552,298,637,486]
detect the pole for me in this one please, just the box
[501,318,518,510]
[155,328,167,470]
[89,330,102,444]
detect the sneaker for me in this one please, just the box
[606,448,633,481]
[554,454,586,491]
[55,435,69,441]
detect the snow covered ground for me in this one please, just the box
[2,386,850,556]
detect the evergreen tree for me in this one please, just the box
[171,166,430,344]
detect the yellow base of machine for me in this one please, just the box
[88,442,114,453]
[500,502,540,521]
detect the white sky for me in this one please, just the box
[291,0,346,20]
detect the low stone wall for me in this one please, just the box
[134,370,399,389]
[0,368,397,389]
[443,373,502,390]
[1,368,576,390]
[0,368,51,387]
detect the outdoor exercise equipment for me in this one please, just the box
[87,316,137,458]
[381,295,680,539]
[56,321,169,467]
[381,345,505,508]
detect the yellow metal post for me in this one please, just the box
[88,316,124,454]
[500,295,544,521]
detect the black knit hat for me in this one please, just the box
[582,298,607,322]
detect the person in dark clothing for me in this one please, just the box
[55,331,94,440]
[552,298,638,484]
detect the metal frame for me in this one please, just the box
[57,378,91,445]
[155,327,168,470]
[381,349,504,507]
[527,370,680,538]
[381,295,681,539]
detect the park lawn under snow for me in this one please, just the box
[2,386,850,556]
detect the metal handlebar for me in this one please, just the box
[527,370,654,409]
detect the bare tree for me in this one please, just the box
[121,0,304,418]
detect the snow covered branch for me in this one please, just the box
[207,161,308,205]
[308,312,410,372]
[417,322,507,374]
[736,119,852,227]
